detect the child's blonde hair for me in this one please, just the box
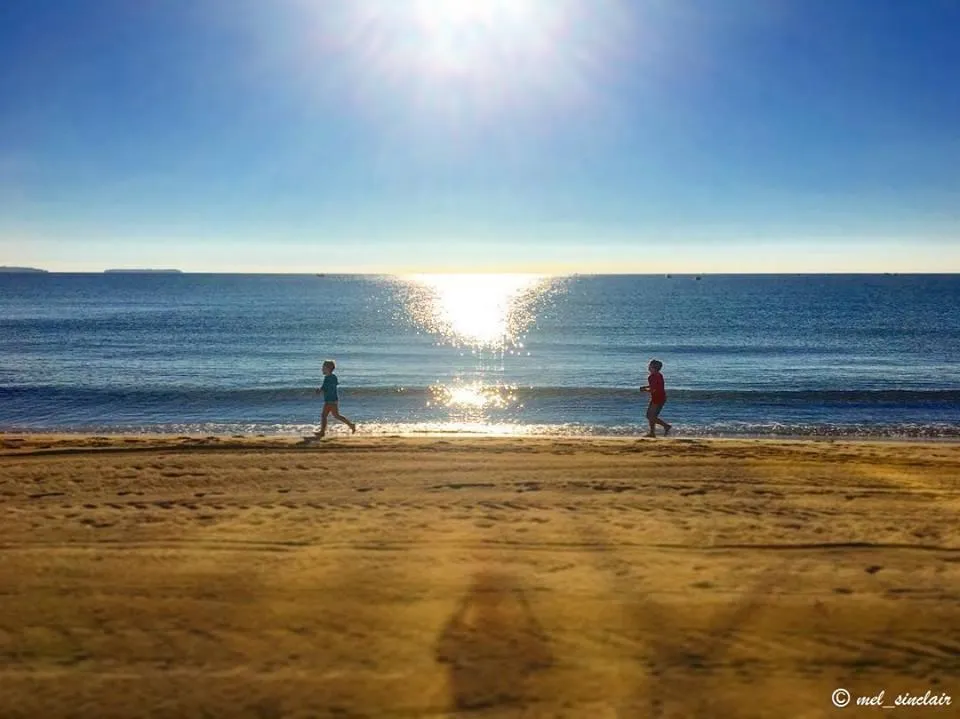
[322,359,336,371]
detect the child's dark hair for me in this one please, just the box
[323,359,336,371]
[649,359,663,371]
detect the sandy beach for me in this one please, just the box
[1,434,957,718]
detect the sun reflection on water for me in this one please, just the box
[429,382,519,410]
[405,273,548,349]
[397,273,564,431]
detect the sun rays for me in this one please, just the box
[319,0,635,123]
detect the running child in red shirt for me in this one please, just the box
[640,359,672,438]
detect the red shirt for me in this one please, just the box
[648,372,666,404]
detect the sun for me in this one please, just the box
[408,0,545,78]
[415,0,507,29]
[315,0,640,127]
[322,0,621,122]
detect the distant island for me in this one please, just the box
[103,269,183,274]
[0,266,48,273]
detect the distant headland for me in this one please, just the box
[0,266,48,273]
[103,269,183,274]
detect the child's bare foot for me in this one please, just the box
[314,431,325,438]
[645,432,656,438]
[664,424,672,436]
[349,422,357,434]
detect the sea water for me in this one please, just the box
[1,273,958,437]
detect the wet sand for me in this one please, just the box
[1,434,958,718]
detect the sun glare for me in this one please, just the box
[429,381,518,409]
[416,0,513,28]
[405,274,546,348]
[393,273,565,428]
[323,0,634,122]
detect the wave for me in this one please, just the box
[2,385,960,404]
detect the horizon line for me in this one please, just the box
[3,269,958,276]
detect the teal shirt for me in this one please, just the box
[321,373,339,402]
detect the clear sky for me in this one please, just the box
[2,0,958,273]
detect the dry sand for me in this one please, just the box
[0,434,958,718]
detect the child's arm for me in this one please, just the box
[640,385,650,392]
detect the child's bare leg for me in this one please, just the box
[656,417,672,435]
[317,406,331,436]
[645,405,658,437]
[332,410,356,433]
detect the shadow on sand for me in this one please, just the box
[436,570,554,712]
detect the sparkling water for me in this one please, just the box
[2,273,958,437]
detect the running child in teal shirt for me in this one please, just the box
[315,359,357,438]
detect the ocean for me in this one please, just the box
[1,273,958,438]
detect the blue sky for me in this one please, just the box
[1,0,958,272]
